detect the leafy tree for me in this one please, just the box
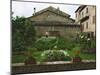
[12,16,36,51]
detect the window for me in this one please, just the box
[93,16,96,24]
[86,8,88,13]
[86,22,88,29]
[93,6,96,8]
[79,12,80,17]
[87,32,94,38]
[82,12,84,17]
[76,14,77,18]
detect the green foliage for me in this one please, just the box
[35,37,57,51]
[24,56,37,65]
[35,36,76,51]
[32,51,43,63]
[67,49,96,60]
[80,53,96,60]
[12,55,27,63]
[56,37,75,50]
[68,46,81,57]
[90,39,96,48]
[12,50,96,63]
[72,46,81,51]
[12,16,36,51]
[41,50,71,62]
[76,32,96,49]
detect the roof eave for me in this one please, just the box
[75,5,86,13]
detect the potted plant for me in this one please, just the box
[24,50,37,65]
[73,50,82,63]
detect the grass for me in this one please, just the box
[12,55,27,63]
[67,50,96,60]
[80,53,96,60]
[32,51,43,63]
[12,51,43,63]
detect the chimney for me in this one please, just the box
[57,7,60,14]
[57,7,60,10]
[33,7,36,15]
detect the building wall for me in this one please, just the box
[29,10,80,38]
[34,26,80,39]
[75,6,96,36]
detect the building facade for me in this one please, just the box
[28,6,81,39]
[75,5,96,37]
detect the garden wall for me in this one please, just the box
[12,62,96,74]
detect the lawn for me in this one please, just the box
[67,50,96,60]
[80,53,96,60]
[12,51,43,63]
[32,51,43,63]
[12,55,27,63]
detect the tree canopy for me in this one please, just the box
[12,16,36,51]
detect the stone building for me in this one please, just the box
[28,6,81,39]
[75,5,96,37]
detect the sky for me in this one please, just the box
[12,0,80,19]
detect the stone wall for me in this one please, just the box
[12,62,96,74]
[29,8,80,39]
[34,25,80,39]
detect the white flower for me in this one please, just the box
[80,35,84,39]
[87,38,90,41]
[54,45,57,49]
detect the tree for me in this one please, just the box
[12,16,36,51]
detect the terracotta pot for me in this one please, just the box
[24,56,37,65]
[73,57,82,63]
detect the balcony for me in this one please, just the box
[79,14,89,23]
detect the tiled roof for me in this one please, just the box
[32,6,70,18]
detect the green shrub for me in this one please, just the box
[35,36,76,51]
[35,37,57,51]
[41,50,71,62]
[12,16,36,51]
[56,37,71,50]
[76,32,96,49]
[90,39,96,48]
[72,46,81,51]
[68,46,81,58]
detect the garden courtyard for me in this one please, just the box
[12,35,96,65]
[12,17,96,65]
